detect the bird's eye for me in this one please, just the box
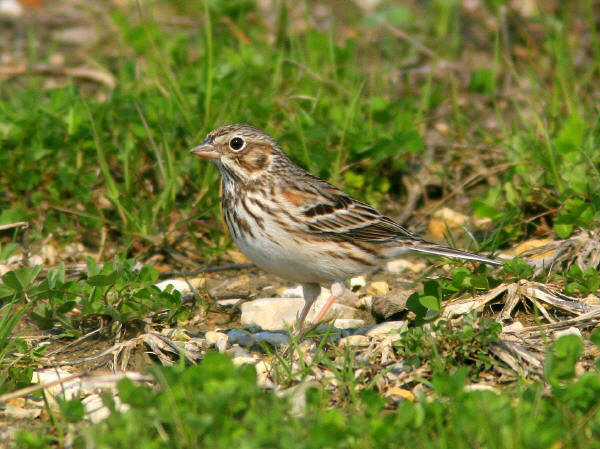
[229,137,245,151]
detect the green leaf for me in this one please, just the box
[503,258,533,279]
[2,266,42,292]
[1,271,22,291]
[432,367,468,395]
[406,292,427,318]
[419,295,440,311]
[590,328,600,348]
[545,334,584,383]
[87,270,119,287]
[554,113,585,153]
[554,222,573,238]
[86,256,100,277]
[47,263,65,289]
[59,397,85,423]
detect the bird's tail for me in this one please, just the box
[409,242,503,266]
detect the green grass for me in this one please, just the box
[1,0,597,254]
[15,343,600,449]
[1,0,600,448]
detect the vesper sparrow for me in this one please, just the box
[191,124,501,329]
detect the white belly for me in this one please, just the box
[233,221,374,284]
[221,177,379,283]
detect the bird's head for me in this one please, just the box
[191,124,285,183]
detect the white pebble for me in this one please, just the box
[367,321,407,337]
[154,279,190,293]
[0,0,22,18]
[205,331,228,352]
[280,285,304,298]
[502,322,524,333]
[362,296,374,311]
[554,327,583,340]
[241,297,304,330]
[333,318,366,329]
[232,356,257,367]
[350,276,367,289]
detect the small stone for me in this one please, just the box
[0,0,22,19]
[338,335,369,346]
[205,331,228,352]
[554,327,583,340]
[241,297,304,330]
[41,244,58,265]
[205,331,226,345]
[255,360,272,376]
[154,279,190,293]
[583,294,600,306]
[333,318,365,329]
[314,323,342,334]
[367,321,407,337]
[350,276,367,289]
[188,277,206,289]
[332,285,361,308]
[279,285,304,298]
[227,329,254,347]
[502,322,524,333]
[216,298,242,308]
[372,294,408,321]
[253,331,290,346]
[362,296,374,311]
[232,356,257,366]
[367,281,389,296]
[255,361,275,389]
[28,255,43,266]
[226,345,251,360]
[307,303,358,323]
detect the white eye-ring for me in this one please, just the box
[229,136,245,152]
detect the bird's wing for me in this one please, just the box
[281,175,421,243]
[278,172,502,266]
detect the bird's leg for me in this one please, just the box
[311,281,344,324]
[298,283,321,331]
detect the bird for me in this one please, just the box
[191,124,502,330]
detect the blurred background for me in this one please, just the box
[0,0,598,268]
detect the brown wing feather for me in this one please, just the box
[282,172,422,244]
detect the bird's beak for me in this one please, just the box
[190,138,220,160]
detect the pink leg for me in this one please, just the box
[312,281,344,324]
[311,294,337,324]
